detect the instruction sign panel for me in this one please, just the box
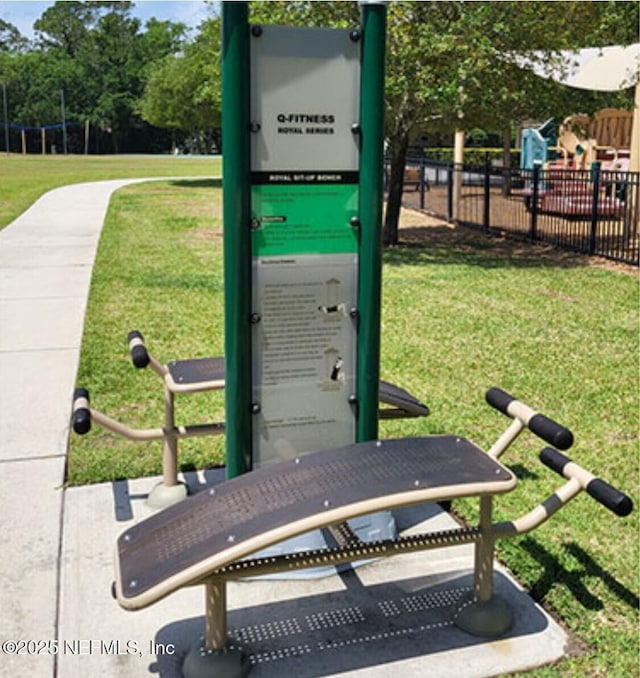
[250,25,361,466]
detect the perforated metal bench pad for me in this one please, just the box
[379,380,429,417]
[115,436,515,609]
[166,357,226,392]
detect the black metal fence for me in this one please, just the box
[398,156,640,267]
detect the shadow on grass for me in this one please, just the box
[506,463,540,481]
[170,178,222,189]
[520,537,639,612]
[384,226,591,270]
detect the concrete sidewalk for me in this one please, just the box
[0,179,187,677]
[0,179,570,678]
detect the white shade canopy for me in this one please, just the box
[514,43,640,91]
[515,44,639,172]
[557,43,640,92]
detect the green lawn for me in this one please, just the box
[10,170,636,676]
[0,153,220,229]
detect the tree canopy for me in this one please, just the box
[1,0,637,172]
[138,17,221,150]
[0,1,190,153]
[252,0,638,243]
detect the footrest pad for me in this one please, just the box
[166,357,226,392]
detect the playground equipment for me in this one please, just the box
[521,109,633,171]
[113,387,632,678]
[72,330,429,508]
[520,109,632,216]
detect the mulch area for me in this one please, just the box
[396,192,638,277]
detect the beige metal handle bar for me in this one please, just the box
[71,386,224,441]
[127,330,166,378]
[486,387,574,452]
[539,447,633,517]
[495,446,632,539]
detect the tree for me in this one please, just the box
[250,0,639,245]
[139,17,221,151]
[33,1,130,57]
[20,0,189,153]
[0,19,29,53]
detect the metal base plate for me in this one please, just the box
[454,591,513,638]
[146,482,188,510]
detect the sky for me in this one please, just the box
[0,1,214,39]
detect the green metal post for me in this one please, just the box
[222,2,252,477]
[356,1,387,443]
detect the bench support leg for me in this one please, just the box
[454,496,513,637]
[147,387,188,509]
[183,580,250,678]
[205,579,227,651]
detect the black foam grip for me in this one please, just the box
[485,387,516,415]
[529,413,574,450]
[127,330,150,368]
[539,447,571,476]
[72,388,91,435]
[540,448,633,517]
[586,479,633,517]
[73,409,91,435]
[74,387,89,402]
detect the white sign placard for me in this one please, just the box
[250,25,360,173]
[251,254,357,466]
[249,25,361,468]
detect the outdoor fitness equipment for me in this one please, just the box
[67,6,634,676]
[72,330,225,509]
[112,387,632,678]
[72,329,429,508]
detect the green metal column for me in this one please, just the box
[222,2,252,477]
[356,1,387,443]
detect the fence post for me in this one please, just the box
[447,163,454,221]
[483,156,490,232]
[530,162,540,241]
[419,157,426,209]
[589,162,601,255]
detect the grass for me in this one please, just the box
[0,153,220,229]
[20,172,638,676]
[71,179,227,482]
[377,232,639,677]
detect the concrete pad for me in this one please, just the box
[0,456,65,678]
[58,473,569,678]
[0,349,78,460]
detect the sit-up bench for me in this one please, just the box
[113,388,632,678]
[72,330,429,508]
